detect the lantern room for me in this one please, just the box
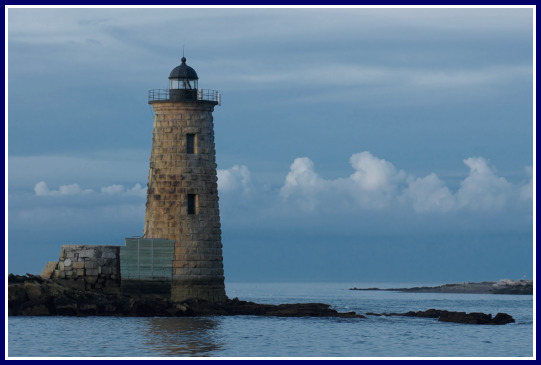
[169,57,199,90]
[148,56,220,104]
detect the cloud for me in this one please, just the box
[348,152,403,191]
[402,173,455,213]
[456,157,512,210]
[30,154,531,218]
[279,157,329,211]
[34,181,93,196]
[127,183,147,197]
[101,183,146,197]
[100,184,124,194]
[281,158,328,195]
[403,157,517,213]
[280,152,532,214]
[217,165,253,195]
[8,154,148,191]
[280,152,406,211]
[237,64,531,91]
[340,152,406,209]
[34,181,146,198]
[519,166,533,201]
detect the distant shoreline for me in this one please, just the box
[350,279,533,295]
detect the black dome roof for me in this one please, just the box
[169,57,199,80]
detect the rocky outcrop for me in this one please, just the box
[8,274,515,324]
[351,279,533,295]
[172,298,364,318]
[8,274,364,318]
[366,309,515,325]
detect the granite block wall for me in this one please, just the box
[47,245,121,294]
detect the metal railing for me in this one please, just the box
[148,89,221,105]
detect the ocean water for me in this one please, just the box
[7,282,534,358]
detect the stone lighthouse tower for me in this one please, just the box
[143,57,227,303]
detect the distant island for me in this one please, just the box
[350,279,533,295]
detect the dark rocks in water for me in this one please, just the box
[438,311,515,325]
[179,298,365,318]
[8,274,365,319]
[400,309,443,318]
[365,309,515,325]
[8,274,515,325]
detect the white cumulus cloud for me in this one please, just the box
[338,152,406,209]
[280,152,531,214]
[217,165,253,194]
[456,157,512,210]
[281,152,406,211]
[403,173,455,213]
[280,157,329,211]
[34,181,93,196]
[348,152,403,191]
[281,158,328,197]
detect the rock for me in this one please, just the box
[40,261,58,279]
[438,311,515,325]
[178,298,367,318]
[166,303,189,316]
[23,281,43,301]
[8,274,28,284]
[46,281,68,296]
[73,261,85,269]
[365,308,515,325]
[8,285,28,316]
[21,304,51,316]
[407,309,442,318]
[438,311,492,324]
[5,274,513,324]
[492,313,516,325]
[7,275,367,319]
[54,298,79,316]
[56,278,86,291]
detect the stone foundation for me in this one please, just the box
[43,245,121,294]
[172,277,228,304]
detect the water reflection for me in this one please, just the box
[142,317,223,356]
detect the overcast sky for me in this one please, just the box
[7,6,534,283]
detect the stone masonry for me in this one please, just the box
[43,245,121,294]
[144,100,227,303]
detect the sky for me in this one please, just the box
[7,6,534,284]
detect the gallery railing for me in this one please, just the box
[148,89,221,105]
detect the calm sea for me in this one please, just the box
[7,282,534,358]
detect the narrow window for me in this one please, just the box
[186,134,196,154]
[187,194,197,215]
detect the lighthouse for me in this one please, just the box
[143,57,227,303]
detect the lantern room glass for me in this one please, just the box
[170,79,198,90]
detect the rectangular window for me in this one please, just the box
[187,194,197,215]
[186,134,196,154]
